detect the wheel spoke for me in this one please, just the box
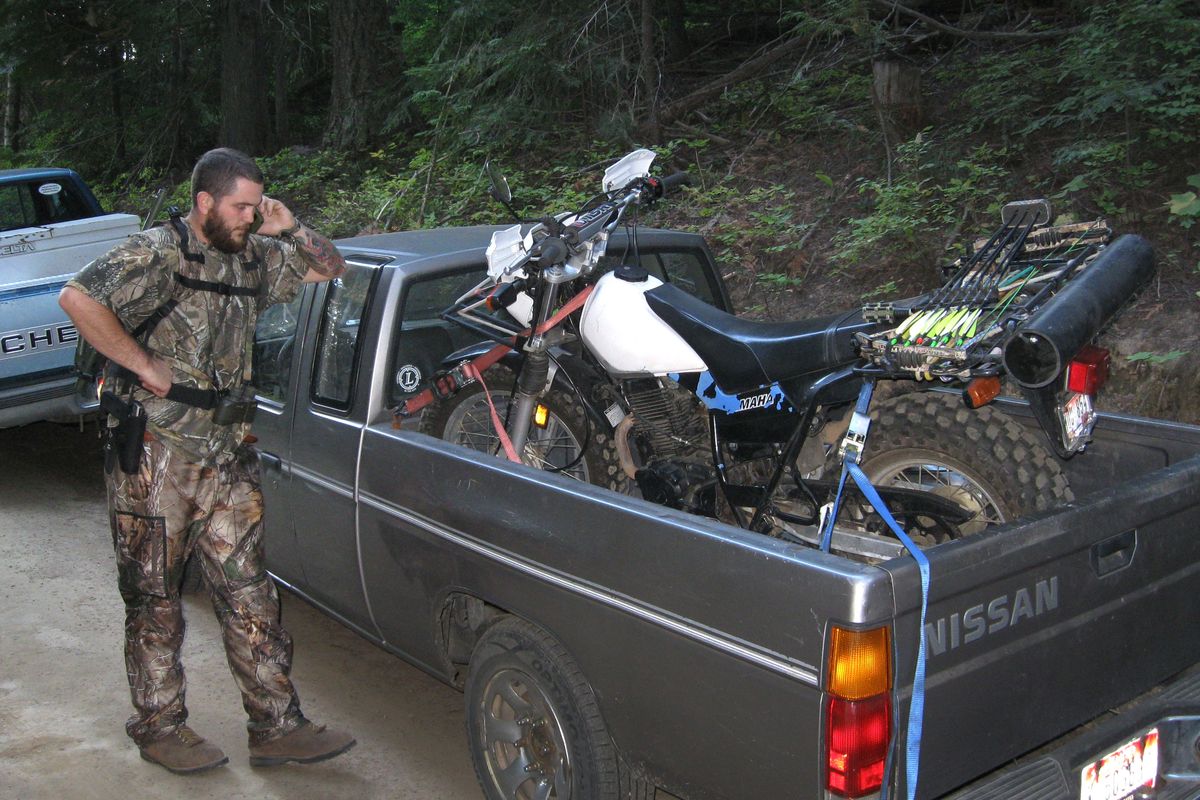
[495,750,535,798]
[531,778,553,800]
[497,679,534,718]
[483,710,523,746]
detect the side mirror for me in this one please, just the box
[486,160,513,205]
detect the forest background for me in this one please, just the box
[2,0,1198,420]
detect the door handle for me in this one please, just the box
[1091,529,1137,577]
[259,451,284,476]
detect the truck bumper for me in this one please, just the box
[0,374,97,429]
[942,661,1200,800]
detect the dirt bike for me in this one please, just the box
[402,150,1154,554]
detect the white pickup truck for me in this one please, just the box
[0,168,140,427]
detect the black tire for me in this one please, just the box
[830,391,1073,545]
[464,617,653,800]
[418,364,626,492]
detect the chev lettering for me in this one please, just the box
[0,324,78,361]
[924,576,1059,657]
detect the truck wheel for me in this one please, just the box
[831,391,1073,545]
[418,364,626,492]
[465,617,652,800]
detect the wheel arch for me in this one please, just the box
[438,591,510,689]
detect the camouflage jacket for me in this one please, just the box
[68,221,314,465]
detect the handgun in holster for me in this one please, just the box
[99,391,148,474]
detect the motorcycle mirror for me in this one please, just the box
[486,160,513,205]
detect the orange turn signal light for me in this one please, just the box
[827,626,892,700]
[963,375,1002,409]
[533,403,550,429]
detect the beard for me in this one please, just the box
[201,209,250,253]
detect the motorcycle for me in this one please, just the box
[401,150,1154,555]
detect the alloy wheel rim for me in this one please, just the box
[478,668,572,800]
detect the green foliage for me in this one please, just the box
[1168,175,1200,229]
[1126,350,1188,365]
[1034,1,1200,149]
[833,135,1006,266]
[862,280,898,299]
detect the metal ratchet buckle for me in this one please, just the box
[838,411,872,465]
[432,363,475,400]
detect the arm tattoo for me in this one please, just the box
[294,226,347,278]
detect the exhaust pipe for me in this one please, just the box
[1003,234,1155,388]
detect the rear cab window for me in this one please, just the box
[0,176,98,233]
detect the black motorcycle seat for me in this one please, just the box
[644,282,877,394]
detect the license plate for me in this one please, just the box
[1059,391,1096,453]
[1080,728,1159,800]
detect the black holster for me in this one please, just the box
[212,384,258,425]
[100,391,148,474]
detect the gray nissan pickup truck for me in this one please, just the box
[245,224,1200,800]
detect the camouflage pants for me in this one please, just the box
[106,437,304,746]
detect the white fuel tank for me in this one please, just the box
[580,271,708,376]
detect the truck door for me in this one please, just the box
[252,288,307,586]
[285,260,381,630]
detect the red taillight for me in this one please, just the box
[826,694,891,797]
[826,625,893,797]
[1067,345,1110,395]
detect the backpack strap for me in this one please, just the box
[167,207,205,264]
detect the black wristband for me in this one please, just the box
[280,220,302,239]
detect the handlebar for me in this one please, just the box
[650,171,691,198]
[526,170,692,269]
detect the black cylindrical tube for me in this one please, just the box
[1003,234,1155,388]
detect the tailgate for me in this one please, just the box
[1,213,139,382]
[884,453,1200,798]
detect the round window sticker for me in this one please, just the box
[38,182,63,196]
[396,364,423,393]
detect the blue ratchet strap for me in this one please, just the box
[848,460,930,800]
[819,380,874,552]
[821,379,930,800]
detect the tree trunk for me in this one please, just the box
[273,17,290,146]
[3,72,17,151]
[324,0,388,151]
[640,0,660,140]
[872,59,923,139]
[108,43,127,164]
[220,0,271,155]
[663,0,689,64]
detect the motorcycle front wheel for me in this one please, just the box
[826,391,1073,546]
[418,364,627,492]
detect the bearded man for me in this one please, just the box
[59,147,355,774]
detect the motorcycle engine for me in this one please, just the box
[622,378,715,515]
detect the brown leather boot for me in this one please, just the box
[248,721,356,767]
[139,726,229,774]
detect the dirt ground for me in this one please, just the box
[0,421,481,800]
